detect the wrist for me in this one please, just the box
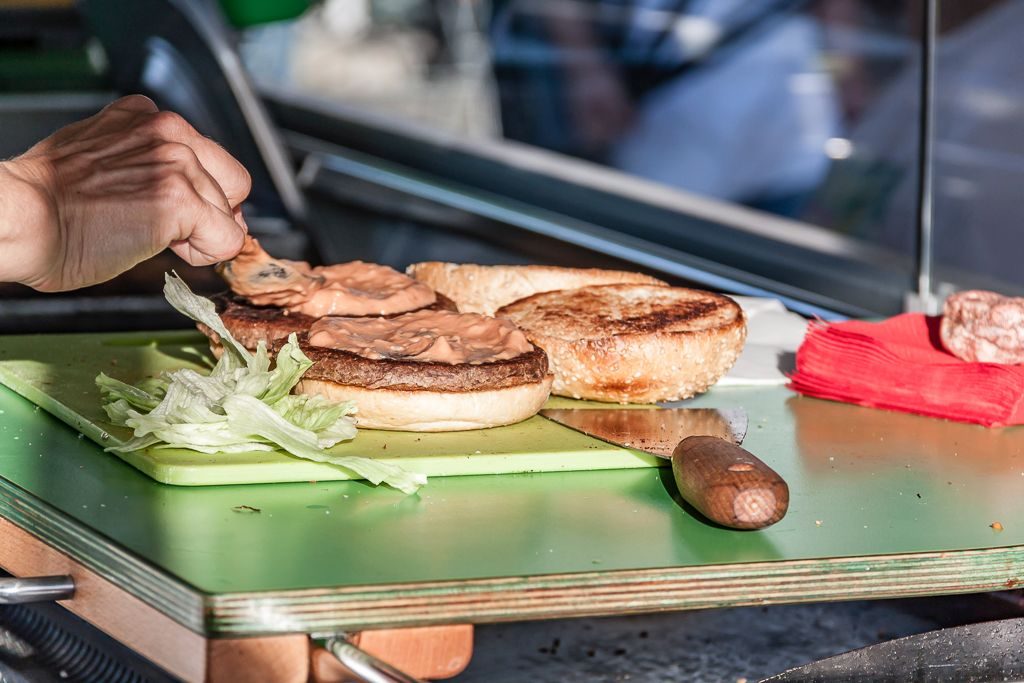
[0,157,60,288]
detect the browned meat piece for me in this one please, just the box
[941,290,1024,364]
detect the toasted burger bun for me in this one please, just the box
[296,376,553,431]
[290,338,553,432]
[497,284,746,403]
[406,262,667,316]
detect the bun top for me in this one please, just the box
[406,262,666,316]
[497,284,743,340]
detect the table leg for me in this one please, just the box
[206,634,310,683]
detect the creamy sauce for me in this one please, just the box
[225,237,436,316]
[223,238,323,308]
[301,262,436,317]
[308,309,533,364]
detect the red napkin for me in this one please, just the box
[789,313,1024,427]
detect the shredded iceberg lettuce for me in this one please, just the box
[95,273,426,495]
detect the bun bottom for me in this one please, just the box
[295,375,554,431]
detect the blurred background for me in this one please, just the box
[1,0,1021,327]
[3,2,1024,681]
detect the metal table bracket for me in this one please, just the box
[0,576,75,605]
[320,633,424,683]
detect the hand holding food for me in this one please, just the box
[0,95,250,291]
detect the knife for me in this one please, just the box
[539,408,789,529]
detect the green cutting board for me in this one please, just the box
[0,331,659,486]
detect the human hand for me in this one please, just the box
[0,95,251,291]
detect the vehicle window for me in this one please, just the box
[928,1,1024,296]
[241,0,921,250]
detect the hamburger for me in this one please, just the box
[199,240,553,431]
[292,309,553,431]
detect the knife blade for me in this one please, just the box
[539,408,788,530]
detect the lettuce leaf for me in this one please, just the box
[95,273,426,495]
[163,272,252,362]
[223,395,423,494]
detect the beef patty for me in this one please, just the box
[292,339,549,393]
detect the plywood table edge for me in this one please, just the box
[0,518,315,683]
[0,483,206,631]
[204,545,1024,633]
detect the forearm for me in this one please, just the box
[0,158,57,288]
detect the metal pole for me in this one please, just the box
[323,635,424,683]
[0,576,75,605]
[913,0,938,313]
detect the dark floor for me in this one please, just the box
[454,593,1024,682]
[2,590,1022,682]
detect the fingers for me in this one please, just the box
[233,205,249,234]
[174,149,250,245]
[169,200,246,266]
[85,139,247,265]
[179,134,251,209]
[38,95,159,151]
[105,94,159,114]
[156,141,235,215]
[87,104,251,237]
[129,110,251,209]
[140,144,246,264]
[60,96,252,210]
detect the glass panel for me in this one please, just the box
[929,0,1024,297]
[242,1,922,243]
[0,2,934,318]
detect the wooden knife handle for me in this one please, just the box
[671,436,789,530]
